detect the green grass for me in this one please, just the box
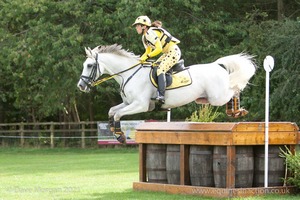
[0,147,299,200]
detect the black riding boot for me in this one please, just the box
[156,74,166,103]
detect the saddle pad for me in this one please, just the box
[150,68,192,90]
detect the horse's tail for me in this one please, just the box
[215,53,257,91]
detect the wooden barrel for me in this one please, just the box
[213,146,254,188]
[189,145,214,186]
[235,146,254,188]
[146,144,167,183]
[166,144,180,184]
[213,146,227,188]
[253,145,285,187]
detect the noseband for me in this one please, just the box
[80,54,102,87]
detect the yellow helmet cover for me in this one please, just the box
[132,16,151,26]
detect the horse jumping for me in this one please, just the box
[77,44,256,143]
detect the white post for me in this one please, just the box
[263,55,275,188]
[167,109,171,122]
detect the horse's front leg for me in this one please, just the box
[108,103,127,132]
[108,103,127,118]
[112,101,149,144]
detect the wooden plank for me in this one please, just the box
[136,122,299,132]
[136,131,298,145]
[232,132,297,145]
[180,145,190,185]
[136,122,236,132]
[135,131,232,145]
[132,182,296,198]
[135,122,299,145]
[139,144,146,182]
[234,122,299,132]
[226,146,236,188]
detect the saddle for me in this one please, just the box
[147,60,192,89]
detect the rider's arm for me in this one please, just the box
[144,29,163,58]
[141,46,151,58]
[147,40,162,58]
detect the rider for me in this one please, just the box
[132,16,181,103]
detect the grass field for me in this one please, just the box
[0,147,299,200]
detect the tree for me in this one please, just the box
[0,0,299,125]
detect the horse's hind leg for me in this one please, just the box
[226,93,248,118]
[206,89,234,106]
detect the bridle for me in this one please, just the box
[80,54,102,88]
[80,52,142,88]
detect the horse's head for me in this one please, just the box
[77,47,103,92]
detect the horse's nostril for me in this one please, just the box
[77,83,85,91]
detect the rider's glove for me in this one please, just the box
[140,54,149,63]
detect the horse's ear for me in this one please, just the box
[85,47,91,57]
[85,47,96,58]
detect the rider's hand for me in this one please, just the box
[140,54,149,63]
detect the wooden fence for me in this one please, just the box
[0,121,99,148]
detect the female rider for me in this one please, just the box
[132,16,181,103]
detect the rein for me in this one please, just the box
[91,62,142,87]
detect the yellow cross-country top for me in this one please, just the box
[142,27,180,58]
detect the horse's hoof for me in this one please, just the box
[226,108,248,118]
[234,109,248,118]
[115,133,126,144]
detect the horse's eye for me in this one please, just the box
[87,64,94,68]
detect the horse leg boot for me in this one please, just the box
[226,96,248,118]
[108,116,114,132]
[113,121,126,144]
[156,73,166,103]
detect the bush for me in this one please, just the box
[186,104,222,122]
[280,146,300,189]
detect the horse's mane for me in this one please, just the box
[93,44,139,59]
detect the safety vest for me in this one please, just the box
[142,27,180,50]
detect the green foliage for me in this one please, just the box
[239,19,300,124]
[186,104,222,122]
[0,0,299,124]
[280,146,300,189]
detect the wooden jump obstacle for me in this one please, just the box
[133,122,300,198]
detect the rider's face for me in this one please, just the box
[135,24,144,34]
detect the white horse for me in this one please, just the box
[77,44,256,143]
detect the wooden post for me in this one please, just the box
[50,122,54,149]
[226,145,236,188]
[20,123,24,147]
[81,123,85,149]
[180,144,190,185]
[139,144,147,182]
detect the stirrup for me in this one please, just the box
[156,95,165,103]
[151,95,165,103]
